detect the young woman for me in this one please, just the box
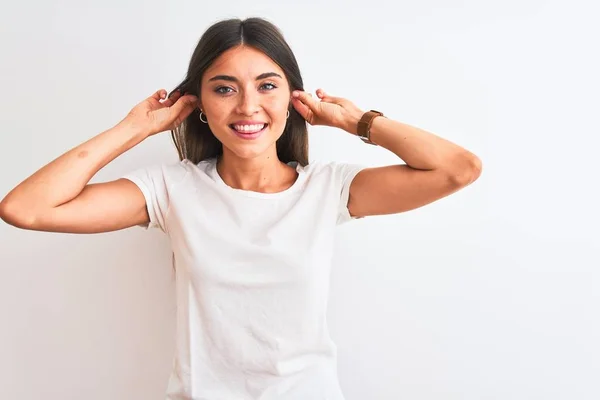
[0,17,481,400]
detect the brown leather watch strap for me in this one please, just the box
[357,110,384,145]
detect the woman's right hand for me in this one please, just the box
[121,89,199,137]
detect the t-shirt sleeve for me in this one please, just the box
[333,162,366,225]
[121,161,188,232]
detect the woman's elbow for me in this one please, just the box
[449,152,483,187]
[0,197,38,230]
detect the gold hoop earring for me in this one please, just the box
[199,110,208,123]
[286,110,290,119]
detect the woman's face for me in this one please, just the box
[199,45,292,161]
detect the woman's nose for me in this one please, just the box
[236,90,260,116]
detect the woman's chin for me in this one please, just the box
[225,141,279,161]
[217,126,284,160]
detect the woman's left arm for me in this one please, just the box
[291,89,482,217]
[346,115,482,217]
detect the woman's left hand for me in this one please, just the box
[291,89,364,135]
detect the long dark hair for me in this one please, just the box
[169,18,308,166]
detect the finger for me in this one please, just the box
[150,89,167,102]
[292,90,319,112]
[316,88,343,104]
[291,97,313,123]
[162,90,182,108]
[169,94,199,120]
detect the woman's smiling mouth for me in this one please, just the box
[229,122,269,140]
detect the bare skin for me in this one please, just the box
[290,89,482,216]
[0,45,481,233]
[198,46,298,193]
[0,89,198,233]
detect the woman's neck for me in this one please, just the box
[216,149,298,193]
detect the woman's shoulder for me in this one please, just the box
[299,159,365,180]
[123,157,215,187]
[155,157,216,175]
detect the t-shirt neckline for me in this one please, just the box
[208,158,306,199]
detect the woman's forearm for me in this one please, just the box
[0,121,147,215]
[352,114,481,178]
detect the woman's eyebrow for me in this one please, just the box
[208,72,283,82]
[256,72,282,80]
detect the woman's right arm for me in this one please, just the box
[0,89,198,233]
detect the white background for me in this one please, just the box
[1,0,598,399]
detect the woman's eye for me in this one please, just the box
[215,86,233,94]
[260,83,277,91]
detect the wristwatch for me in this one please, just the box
[357,110,384,145]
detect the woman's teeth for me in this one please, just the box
[232,124,266,133]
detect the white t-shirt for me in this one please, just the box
[123,157,364,400]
